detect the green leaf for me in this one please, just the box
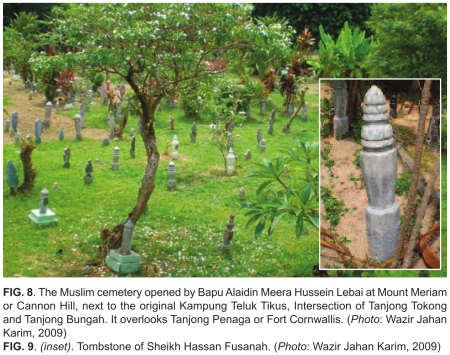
[255,218,266,239]
[269,213,286,234]
[256,180,273,195]
[295,216,304,238]
[306,213,319,229]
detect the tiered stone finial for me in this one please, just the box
[260,99,266,115]
[171,135,179,160]
[168,161,176,190]
[361,85,400,262]
[333,80,349,139]
[112,146,120,170]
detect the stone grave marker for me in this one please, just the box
[244,149,252,160]
[171,135,179,160]
[221,214,235,251]
[59,129,64,141]
[112,146,120,170]
[130,137,136,158]
[84,160,94,184]
[129,128,134,137]
[79,103,86,129]
[260,138,266,153]
[190,122,197,143]
[239,187,246,200]
[108,114,115,139]
[169,115,175,130]
[168,161,176,190]
[28,188,58,227]
[35,119,43,144]
[333,80,349,139]
[257,128,263,148]
[44,101,52,127]
[6,160,19,191]
[226,148,235,175]
[14,132,21,144]
[101,138,110,147]
[11,111,18,132]
[63,147,71,168]
[301,103,307,121]
[55,100,60,113]
[260,99,266,115]
[74,114,82,140]
[5,119,10,132]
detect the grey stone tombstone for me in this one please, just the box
[361,85,400,262]
[129,128,134,137]
[29,92,33,100]
[6,160,19,190]
[427,102,440,152]
[260,100,266,115]
[169,115,175,130]
[190,122,197,143]
[55,100,60,113]
[53,182,60,189]
[226,148,235,175]
[108,114,115,139]
[333,80,349,139]
[112,146,120,170]
[63,147,71,168]
[84,160,94,184]
[67,92,72,104]
[5,119,10,132]
[11,111,18,132]
[260,138,266,153]
[39,188,49,214]
[244,149,252,160]
[221,214,235,251]
[287,104,294,114]
[301,103,307,121]
[170,100,176,108]
[59,129,64,141]
[101,138,110,147]
[239,187,246,200]
[257,128,263,148]
[267,123,274,135]
[137,119,142,135]
[120,219,135,255]
[79,103,86,129]
[65,92,74,110]
[74,114,82,141]
[130,137,136,158]
[390,94,397,119]
[35,119,43,144]
[15,132,21,144]
[171,135,179,160]
[44,101,52,126]
[269,109,275,125]
[168,161,176,190]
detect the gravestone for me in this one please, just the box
[28,91,33,100]
[361,85,400,262]
[59,129,64,141]
[168,161,176,190]
[55,100,60,113]
[15,132,21,144]
[287,104,293,114]
[65,92,74,110]
[130,137,136,158]
[28,188,58,227]
[44,101,52,126]
[112,146,120,170]
[169,115,175,130]
[129,128,134,137]
[260,100,266,115]
[79,103,86,129]
[137,119,141,135]
[171,135,179,160]
[260,138,266,153]
[101,138,110,147]
[74,114,82,141]
[226,148,235,175]
[257,128,263,148]
[87,90,94,107]
[6,160,19,191]
[35,119,43,144]
[333,80,349,139]
[244,149,252,160]
[63,147,71,168]
[84,160,94,184]
[239,187,246,200]
[26,134,32,143]
[301,103,307,121]
[5,119,10,132]
[190,122,197,143]
[108,114,115,139]
[221,214,235,251]
[11,111,18,132]
[53,182,60,189]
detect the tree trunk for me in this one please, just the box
[17,139,36,194]
[282,87,308,133]
[402,157,440,268]
[391,80,432,268]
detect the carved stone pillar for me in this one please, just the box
[333,80,349,139]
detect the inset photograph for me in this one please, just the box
[320,79,441,270]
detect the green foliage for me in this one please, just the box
[353,148,362,169]
[442,114,447,151]
[83,71,105,93]
[320,97,334,138]
[309,22,373,78]
[320,186,348,230]
[243,141,319,239]
[396,172,412,197]
[366,4,447,94]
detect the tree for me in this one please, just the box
[31,3,290,245]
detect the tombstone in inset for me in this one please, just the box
[260,138,266,153]
[389,94,397,119]
[59,129,64,141]
[221,214,235,251]
[333,80,349,139]
[79,103,86,129]
[168,161,176,190]
[260,99,266,115]
[257,128,263,148]
[5,119,10,132]
[239,187,246,200]
[244,149,252,160]
[301,103,308,121]
[189,122,197,143]
[84,160,94,184]
[227,136,234,151]
[226,148,235,176]
[171,135,179,160]
[169,115,175,130]
[137,119,141,135]
[55,100,60,113]
[35,119,43,144]
[361,86,400,262]
[74,114,82,141]
[28,188,58,227]
[11,111,18,132]
[15,132,21,145]
[63,147,71,168]
[108,114,115,139]
[44,101,52,127]
[101,138,110,147]
[427,102,440,152]
[130,137,136,158]
[105,219,142,273]
[29,91,33,100]
[112,146,120,170]
[6,160,19,192]
[129,128,134,137]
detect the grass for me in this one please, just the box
[3,84,321,277]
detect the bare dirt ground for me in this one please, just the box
[3,77,107,143]
[320,82,441,270]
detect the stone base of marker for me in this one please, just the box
[333,116,349,139]
[28,209,58,228]
[105,249,141,274]
[365,203,400,262]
